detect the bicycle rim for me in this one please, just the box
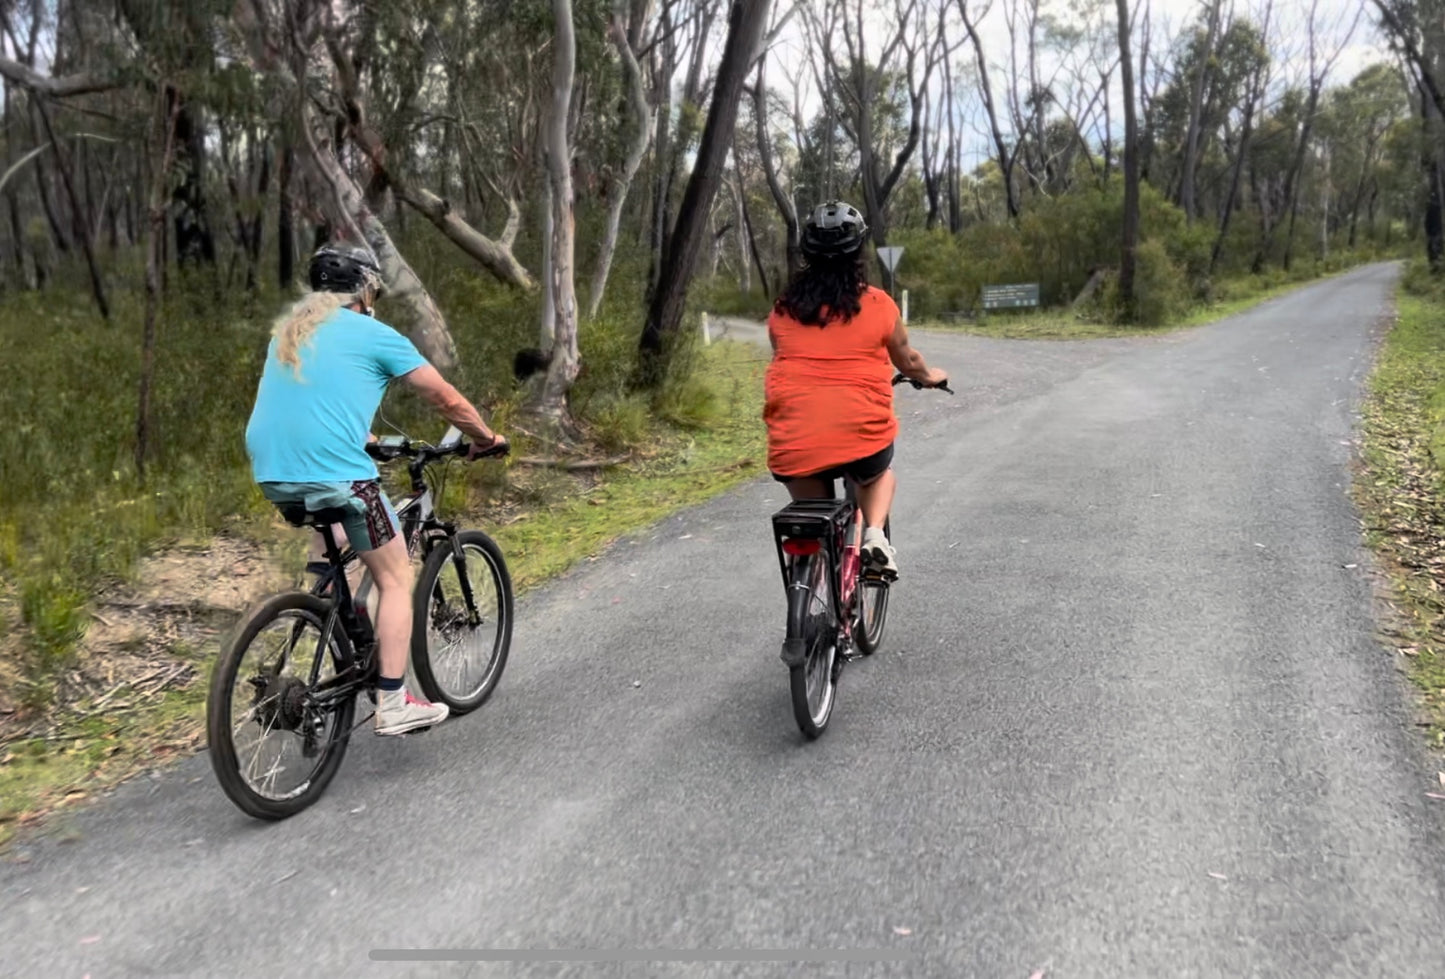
[788,554,838,738]
[209,597,353,816]
[413,531,512,712]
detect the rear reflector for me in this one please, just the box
[781,538,822,556]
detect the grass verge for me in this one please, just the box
[1353,261,1445,750]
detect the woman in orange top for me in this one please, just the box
[764,201,948,577]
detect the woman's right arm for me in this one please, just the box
[885,317,948,387]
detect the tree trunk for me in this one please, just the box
[298,101,459,369]
[1179,0,1221,222]
[960,0,1018,219]
[170,96,216,268]
[532,0,581,431]
[278,141,295,289]
[637,0,772,387]
[750,60,800,276]
[588,5,653,319]
[33,93,109,320]
[1279,85,1322,271]
[137,94,181,478]
[1115,0,1139,322]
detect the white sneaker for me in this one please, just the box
[861,527,898,579]
[375,689,449,736]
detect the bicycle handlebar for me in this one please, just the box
[892,372,954,395]
[365,436,510,465]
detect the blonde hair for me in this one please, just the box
[272,289,363,378]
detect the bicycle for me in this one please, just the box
[770,373,952,738]
[206,427,513,820]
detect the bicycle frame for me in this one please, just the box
[291,449,480,712]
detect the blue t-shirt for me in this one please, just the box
[245,308,428,483]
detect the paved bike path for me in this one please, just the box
[4,262,1445,978]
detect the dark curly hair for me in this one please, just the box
[772,247,869,327]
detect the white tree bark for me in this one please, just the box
[587,4,654,319]
[532,0,580,427]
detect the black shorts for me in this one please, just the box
[771,443,894,486]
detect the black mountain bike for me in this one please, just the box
[770,373,951,738]
[206,428,512,820]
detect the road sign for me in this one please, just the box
[876,246,904,273]
[981,282,1040,309]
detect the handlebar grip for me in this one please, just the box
[457,439,511,460]
[365,442,404,461]
[891,372,954,395]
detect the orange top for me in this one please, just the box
[763,286,900,477]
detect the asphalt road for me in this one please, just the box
[4,262,1444,978]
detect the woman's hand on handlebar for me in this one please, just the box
[893,369,953,393]
[466,433,510,460]
[918,368,950,389]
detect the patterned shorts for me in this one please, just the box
[259,479,401,552]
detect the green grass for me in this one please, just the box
[1354,260,1445,749]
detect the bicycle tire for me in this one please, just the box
[854,516,891,655]
[787,553,839,738]
[410,529,514,714]
[206,592,355,820]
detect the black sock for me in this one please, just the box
[378,675,404,692]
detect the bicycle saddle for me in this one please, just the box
[273,501,353,530]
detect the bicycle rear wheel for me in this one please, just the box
[786,553,840,738]
[206,592,355,820]
[411,529,513,714]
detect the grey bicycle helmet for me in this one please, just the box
[308,242,384,296]
[801,200,869,257]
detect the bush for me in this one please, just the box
[1130,239,1190,325]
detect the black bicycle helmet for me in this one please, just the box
[801,200,868,258]
[308,242,384,296]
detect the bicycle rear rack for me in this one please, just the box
[771,498,854,586]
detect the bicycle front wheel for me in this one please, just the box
[206,592,355,820]
[787,553,839,738]
[411,529,514,714]
[854,516,891,655]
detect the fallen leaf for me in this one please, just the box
[349,805,366,815]
[892,926,912,936]
[79,935,101,945]
[1208,872,1228,881]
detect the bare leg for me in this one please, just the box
[311,525,365,591]
[853,469,896,530]
[784,476,832,501]
[355,534,414,680]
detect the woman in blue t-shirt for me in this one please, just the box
[244,243,508,737]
